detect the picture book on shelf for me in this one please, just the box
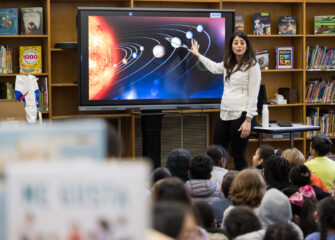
[255,49,269,70]
[21,7,43,35]
[254,12,271,35]
[278,16,296,35]
[314,16,335,35]
[235,13,244,32]
[19,46,42,74]
[0,8,18,35]
[276,46,294,69]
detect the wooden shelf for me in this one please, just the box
[51,48,77,52]
[306,103,335,106]
[248,34,304,38]
[249,138,304,143]
[306,34,335,38]
[0,73,49,77]
[269,103,304,107]
[307,136,335,140]
[0,35,48,38]
[52,113,132,120]
[261,69,304,72]
[51,83,78,87]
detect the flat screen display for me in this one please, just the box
[78,7,235,110]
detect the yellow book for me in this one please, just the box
[19,46,42,73]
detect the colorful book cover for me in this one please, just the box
[255,49,269,70]
[276,46,294,69]
[19,46,42,73]
[21,7,43,35]
[254,12,271,35]
[314,16,335,35]
[0,8,18,35]
[278,16,296,35]
[235,13,244,32]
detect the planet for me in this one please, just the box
[197,24,204,32]
[140,46,144,51]
[186,31,193,39]
[164,36,188,49]
[132,52,138,58]
[122,58,128,64]
[153,45,165,58]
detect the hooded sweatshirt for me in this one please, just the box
[259,188,303,239]
[185,179,223,202]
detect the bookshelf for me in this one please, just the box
[4,0,335,161]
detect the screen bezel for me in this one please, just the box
[77,7,235,111]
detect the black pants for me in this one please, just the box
[213,112,256,170]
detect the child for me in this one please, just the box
[305,197,335,240]
[252,144,275,171]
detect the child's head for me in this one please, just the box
[224,206,262,239]
[152,201,199,240]
[205,144,228,168]
[151,177,191,205]
[149,167,172,188]
[282,148,305,168]
[252,144,275,168]
[289,165,311,186]
[166,148,192,182]
[264,154,290,190]
[229,169,266,208]
[193,201,216,229]
[264,222,302,240]
[221,170,239,198]
[310,135,333,157]
[189,154,213,180]
[317,197,335,240]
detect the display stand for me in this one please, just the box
[141,110,163,169]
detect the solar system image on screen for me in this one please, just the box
[78,8,234,110]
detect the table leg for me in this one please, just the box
[259,133,263,147]
[290,132,294,148]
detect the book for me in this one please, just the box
[278,16,296,35]
[235,13,244,32]
[0,8,18,35]
[254,12,271,35]
[21,7,43,35]
[255,49,269,70]
[314,16,335,35]
[276,46,294,69]
[19,46,42,73]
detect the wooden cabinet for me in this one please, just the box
[5,0,334,161]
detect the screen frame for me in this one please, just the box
[77,7,235,111]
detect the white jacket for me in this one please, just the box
[198,55,261,119]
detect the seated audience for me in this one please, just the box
[220,170,239,199]
[305,135,335,190]
[282,147,328,192]
[152,201,203,240]
[223,206,264,240]
[282,165,330,200]
[263,154,290,190]
[252,144,275,173]
[151,177,192,205]
[305,196,335,240]
[206,145,229,187]
[259,188,304,239]
[263,222,302,240]
[194,201,229,240]
[221,169,266,226]
[166,148,192,182]
[149,167,172,188]
[185,155,223,202]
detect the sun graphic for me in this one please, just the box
[88,16,118,100]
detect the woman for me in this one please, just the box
[188,31,261,170]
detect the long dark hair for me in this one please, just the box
[318,197,335,240]
[223,31,256,81]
